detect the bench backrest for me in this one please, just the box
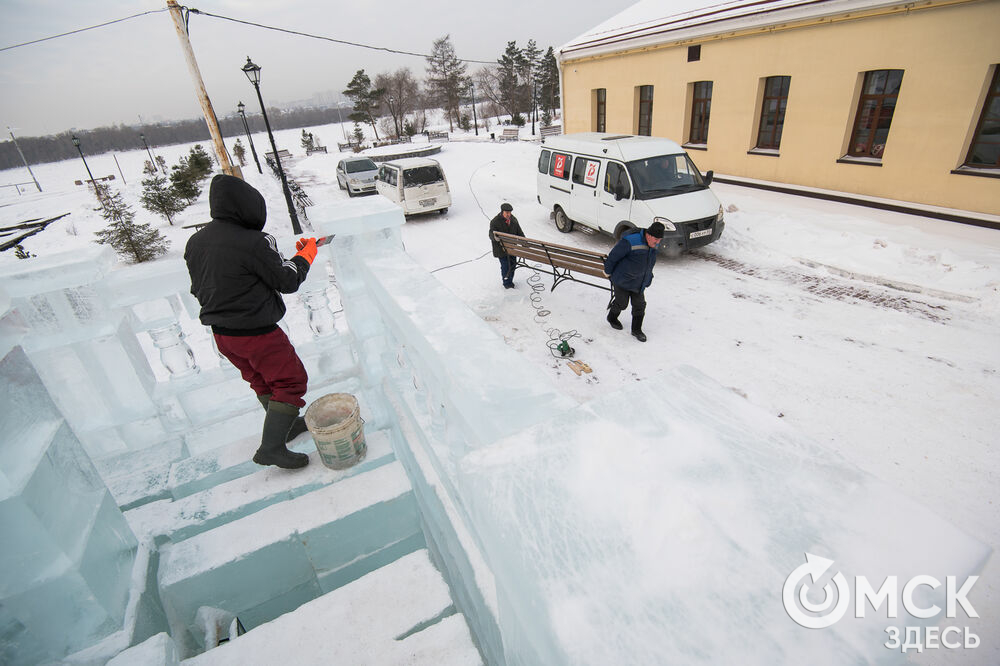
[494,232,607,279]
[502,128,519,136]
[539,125,561,137]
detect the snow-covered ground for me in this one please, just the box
[2,119,998,663]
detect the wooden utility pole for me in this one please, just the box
[166,0,242,179]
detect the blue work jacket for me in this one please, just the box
[604,229,657,292]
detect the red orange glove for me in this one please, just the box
[294,237,317,265]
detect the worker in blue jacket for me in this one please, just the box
[603,222,664,342]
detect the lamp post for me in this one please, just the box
[468,82,479,136]
[71,134,105,211]
[242,57,301,234]
[237,101,263,174]
[139,133,157,172]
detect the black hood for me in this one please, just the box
[209,174,267,231]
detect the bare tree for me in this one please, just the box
[375,68,420,139]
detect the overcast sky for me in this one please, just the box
[0,0,637,138]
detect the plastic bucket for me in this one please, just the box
[304,393,367,470]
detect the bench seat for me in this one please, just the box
[493,231,610,292]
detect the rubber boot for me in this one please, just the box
[253,401,309,469]
[257,393,308,442]
[631,313,647,342]
[606,309,624,331]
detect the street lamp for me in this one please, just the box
[139,133,157,172]
[71,134,105,211]
[241,56,301,234]
[237,101,263,174]
[468,83,479,136]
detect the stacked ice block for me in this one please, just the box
[0,346,138,664]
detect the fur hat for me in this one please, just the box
[647,222,665,238]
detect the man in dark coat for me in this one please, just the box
[603,221,664,342]
[488,202,525,289]
[184,174,318,469]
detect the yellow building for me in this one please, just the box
[558,0,1000,223]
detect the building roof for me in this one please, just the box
[559,0,918,61]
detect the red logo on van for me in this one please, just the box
[553,154,566,178]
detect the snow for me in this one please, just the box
[2,115,999,663]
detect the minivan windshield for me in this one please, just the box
[403,165,444,187]
[626,154,706,200]
[345,158,378,173]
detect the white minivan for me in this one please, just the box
[375,157,451,216]
[537,133,724,255]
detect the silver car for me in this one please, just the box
[336,157,379,196]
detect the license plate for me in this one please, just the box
[419,198,436,207]
[689,228,712,239]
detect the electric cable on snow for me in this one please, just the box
[430,158,588,363]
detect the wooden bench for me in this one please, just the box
[264,149,293,163]
[427,131,449,142]
[337,141,360,152]
[305,145,328,154]
[493,231,610,292]
[498,127,519,142]
[539,125,561,139]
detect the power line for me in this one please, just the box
[0,6,496,65]
[0,9,171,53]
[186,8,495,64]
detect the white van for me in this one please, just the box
[537,133,724,255]
[375,157,451,216]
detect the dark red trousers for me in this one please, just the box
[214,327,308,408]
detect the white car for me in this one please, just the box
[375,157,451,216]
[336,157,379,196]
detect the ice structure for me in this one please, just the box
[0,297,138,663]
[0,195,990,664]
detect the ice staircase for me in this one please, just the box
[97,419,481,664]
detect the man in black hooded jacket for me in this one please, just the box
[185,174,318,469]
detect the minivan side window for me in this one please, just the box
[538,150,551,174]
[550,152,571,180]
[571,156,601,188]
[604,162,631,199]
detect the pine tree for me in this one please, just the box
[94,187,170,264]
[187,144,213,181]
[344,70,383,141]
[155,155,167,171]
[426,35,469,131]
[141,173,186,225]
[300,130,315,152]
[497,41,528,124]
[143,160,156,175]
[170,157,201,203]
[232,138,247,167]
[521,39,542,128]
[539,47,561,121]
[351,123,365,150]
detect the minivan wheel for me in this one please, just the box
[554,208,574,233]
[439,208,448,214]
[614,224,636,240]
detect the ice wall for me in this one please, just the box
[310,201,992,664]
[0,296,138,663]
[0,240,346,461]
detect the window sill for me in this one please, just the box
[683,143,708,151]
[837,156,883,167]
[747,148,780,157]
[950,166,1000,180]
